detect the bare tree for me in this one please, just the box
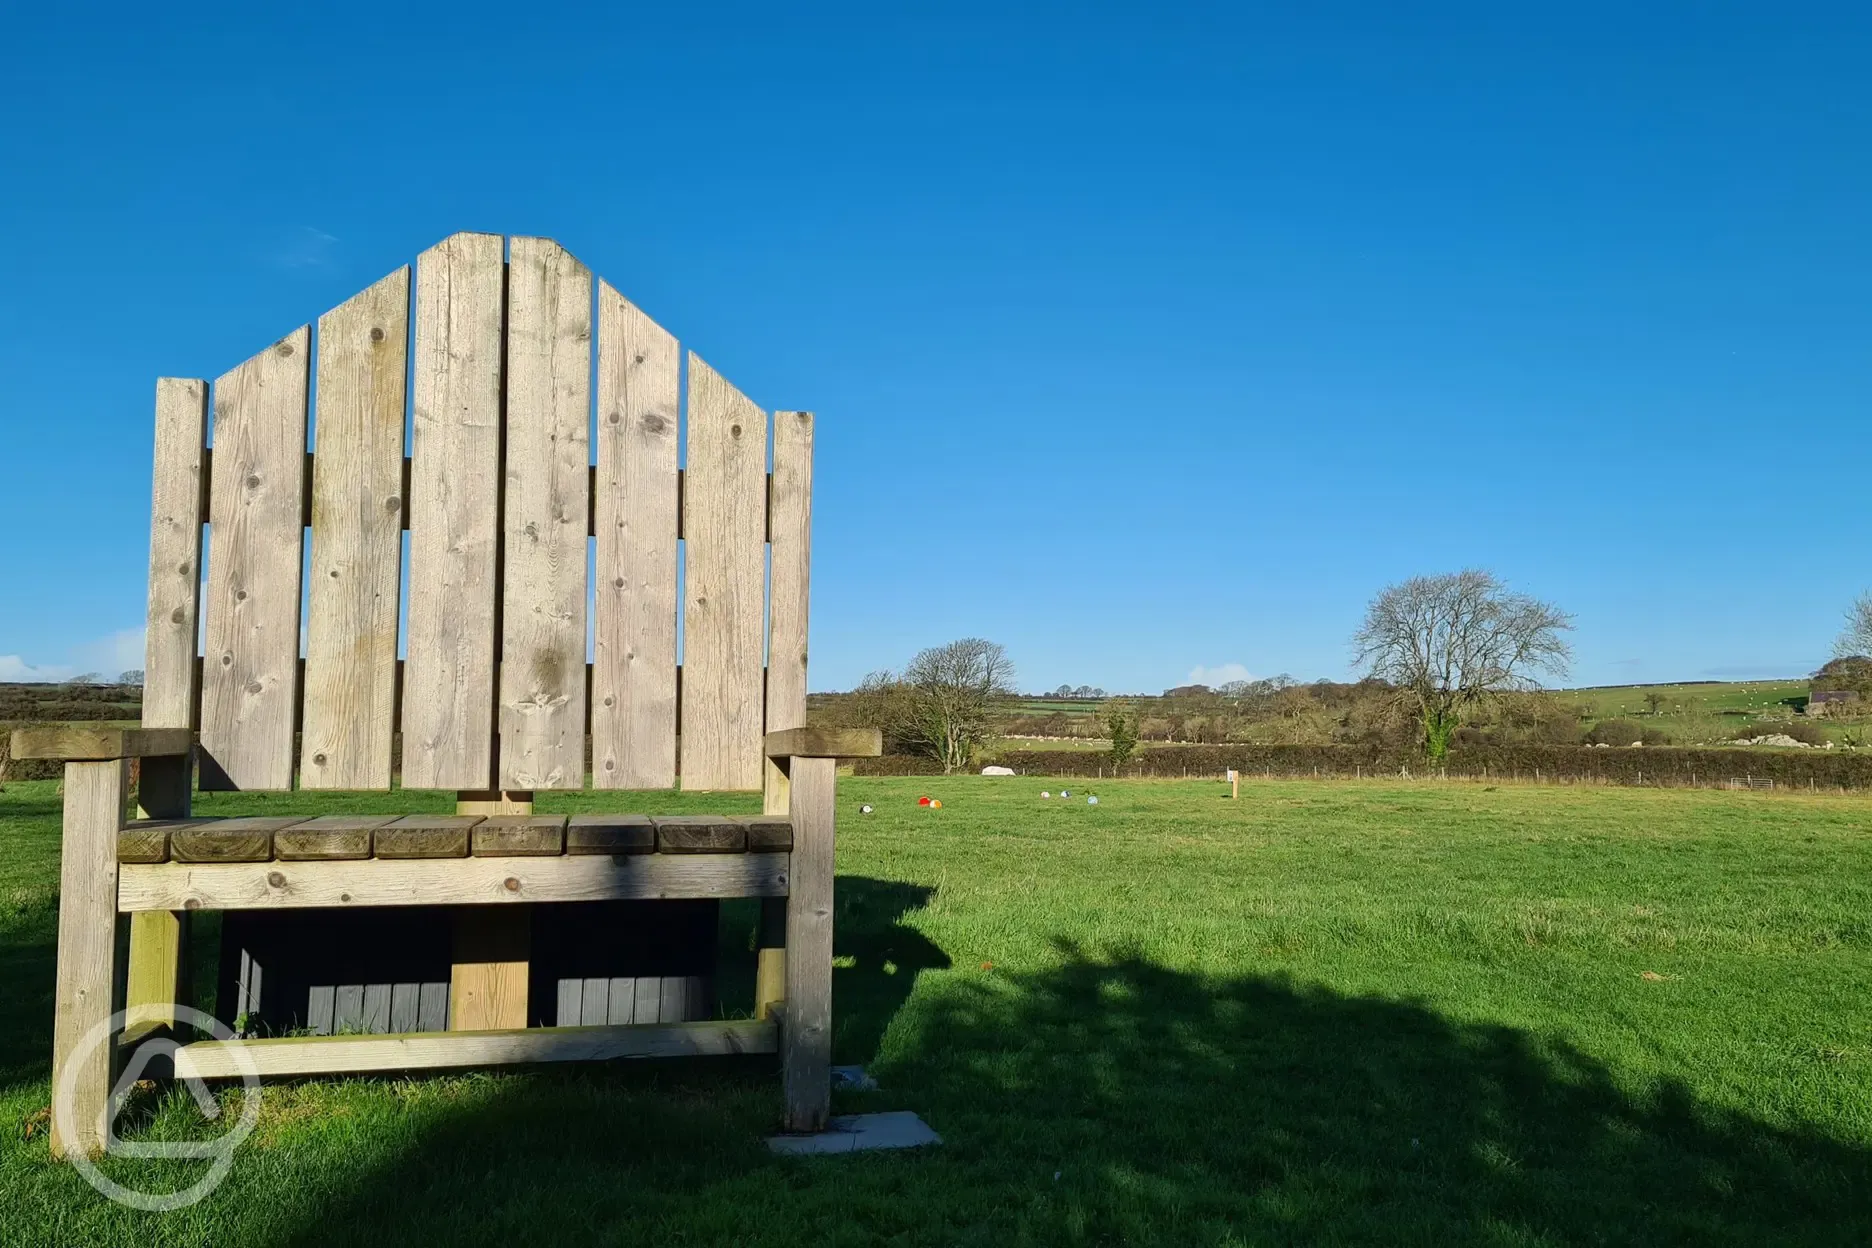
[1839,592,1872,658]
[859,639,1017,772]
[1353,570,1573,761]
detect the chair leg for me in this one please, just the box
[781,757,836,1132]
[126,754,191,1039]
[51,759,127,1160]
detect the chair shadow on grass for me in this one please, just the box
[15,876,1870,1245]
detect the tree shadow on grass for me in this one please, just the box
[17,883,1872,1246]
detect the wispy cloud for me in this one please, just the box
[0,655,76,683]
[1187,662,1252,686]
[274,226,339,270]
[0,628,147,684]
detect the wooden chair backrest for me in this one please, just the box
[142,233,811,793]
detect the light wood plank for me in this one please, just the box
[275,815,394,860]
[593,284,680,789]
[199,328,310,790]
[499,237,592,790]
[681,354,768,790]
[173,1019,777,1079]
[765,410,814,811]
[782,756,837,1132]
[119,851,788,912]
[145,378,208,732]
[566,813,654,855]
[450,907,530,1031]
[472,814,567,857]
[302,267,409,789]
[653,814,746,853]
[764,727,883,759]
[403,232,505,791]
[50,759,127,1159]
[171,816,305,863]
[373,815,477,859]
[11,726,192,761]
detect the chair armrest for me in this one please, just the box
[763,728,883,759]
[9,726,194,763]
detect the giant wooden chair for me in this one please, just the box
[15,233,879,1160]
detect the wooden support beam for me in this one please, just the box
[755,895,787,1022]
[781,756,837,1132]
[170,1019,777,1079]
[451,907,530,1031]
[12,726,192,762]
[764,727,882,759]
[51,759,128,1159]
[118,852,788,912]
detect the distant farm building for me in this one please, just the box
[1809,689,1862,718]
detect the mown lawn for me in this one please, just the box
[2,775,1870,1246]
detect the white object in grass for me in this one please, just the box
[1087,796,1098,805]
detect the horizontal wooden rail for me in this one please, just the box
[118,852,787,912]
[170,1018,778,1079]
[197,451,779,542]
[10,726,192,762]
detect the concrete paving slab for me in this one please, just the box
[767,1111,941,1156]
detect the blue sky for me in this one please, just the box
[1,3,1867,694]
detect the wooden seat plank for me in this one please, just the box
[566,814,655,856]
[653,814,747,853]
[472,814,568,857]
[119,818,213,865]
[592,283,681,790]
[275,815,398,861]
[373,815,478,859]
[680,355,769,790]
[171,817,307,863]
[402,232,504,791]
[744,817,793,853]
[199,329,310,790]
[498,238,591,790]
[301,267,409,789]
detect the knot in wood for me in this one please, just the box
[267,871,286,888]
[503,877,521,893]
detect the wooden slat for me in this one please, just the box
[145,378,209,731]
[580,977,610,1026]
[118,826,174,864]
[302,267,410,789]
[390,983,421,1032]
[119,851,789,912]
[403,232,505,791]
[499,237,591,790]
[764,727,883,759]
[653,814,746,854]
[765,409,813,811]
[51,760,128,1159]
[450,907,529,1031]
[745,817,793,853]
[472,814,567,857]
[680,354,769,790]
[275,815,395,861]
[173,1019,777,1079]
[171,816,305,863]
[199,327,310,790]
[10,726,192,762]
[782,756,837,1132]
[566,814,654,855]
[593,284,680,789]
[418,982,450,1031]
[373,815,477,859]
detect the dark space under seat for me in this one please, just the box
[218,900,722,1036]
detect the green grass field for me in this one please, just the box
[3,775,1871,1245]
